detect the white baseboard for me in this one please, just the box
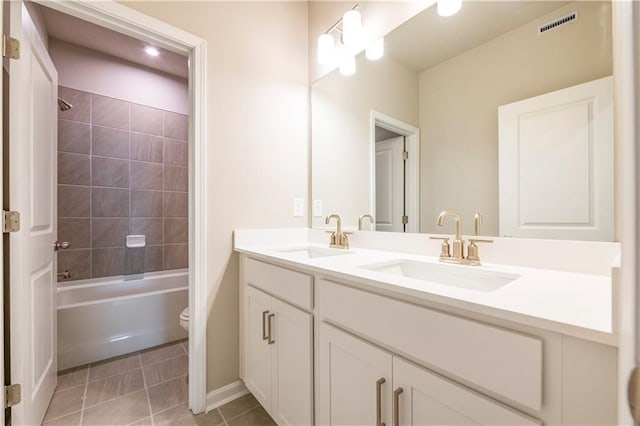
[205,380,249,412]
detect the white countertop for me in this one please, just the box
[234,228,618,346]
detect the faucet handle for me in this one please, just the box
[430,236,451,259]
[467,238,493,262]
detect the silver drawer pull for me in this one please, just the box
[267,313,275,344]
[262,310,269,341]
[393,387,403,426]
[376,378,386,426]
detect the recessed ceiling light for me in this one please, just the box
[144,46,159,57]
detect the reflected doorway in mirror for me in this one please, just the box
[370,111,420,233]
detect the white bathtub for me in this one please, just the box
[57,269,188,370]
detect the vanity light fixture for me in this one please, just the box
[317,33,335,65]
[437,0,462,17]
[342,9,363,48]
[144,46,160,57]
[340,55,356,76]
[365,38,384,61]
[316,4,384,73]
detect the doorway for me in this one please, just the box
[3,1,208,423]
[370,111,420,233]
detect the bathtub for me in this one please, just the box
[57,269,188,370]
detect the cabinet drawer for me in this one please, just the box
[319,279,543,411]
[244,258,313,310]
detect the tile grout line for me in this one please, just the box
[79,364,90,426]
[139,353,156,426]
[222,404,261,424]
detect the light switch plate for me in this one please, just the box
[313,199,323,217]
[293,198,304,217]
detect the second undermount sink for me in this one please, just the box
[275,246,353,260]
[361,259,520,292]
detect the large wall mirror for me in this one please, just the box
[311,1,614,241]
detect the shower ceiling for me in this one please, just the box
[38,5,188,79]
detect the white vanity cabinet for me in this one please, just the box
[238,253,617,426]
[241,259,313,425]
[392,357,539,425]
[318,322,393,426]
[318,322,539,426]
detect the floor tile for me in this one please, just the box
[143,355,188,387]
[147,376,188,415]
[152,402,196,426]
[57,367,88,392]
[127,417,153,426]
[81,389,150,425]
[85,368,145,408]
[182,341,189,354]
[42,409,82,425]
[193,408,224,426]
[218,393,259,421]
[140,342,185,366]
[43,384,85,422]
[89,353,141,382]
[225,406,276,426]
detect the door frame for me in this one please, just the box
[26,0,209,414]
[614,1,639,424]
[369,111,419,233]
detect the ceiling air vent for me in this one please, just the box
[538,11,578,35]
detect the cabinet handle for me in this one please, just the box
[262,310,269,341]
[393,387,403,426]
[267,313,275,345]
[376,378,386,426]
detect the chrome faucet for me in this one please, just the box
[325,214,350,249]
[431,211,493,266]
[358,214,374,231]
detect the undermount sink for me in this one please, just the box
[275,246,352,260]
[361,259,520,292]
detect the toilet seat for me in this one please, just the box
[179,307,189,331]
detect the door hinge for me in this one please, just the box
[402,151,408,161]
[2,211,20,233]
[402,215,409,225]
[2,36,20,60]
[4,384,21,408]
[629,366,640,423]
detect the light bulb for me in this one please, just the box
[317,33,334,65]
[342,9,363,48]
[340,55,356,76]
[365,37,384,60]
[437,0,462,17]
[144,46,160,57]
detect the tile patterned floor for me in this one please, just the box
[42,341,276,426]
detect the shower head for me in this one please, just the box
[57,98,73,111]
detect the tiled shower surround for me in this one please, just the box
[57,86,188,281]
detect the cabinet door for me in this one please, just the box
[244,286,273,409]
[271,298,313,425]
[318,322,392,426]
[393,357,540,426]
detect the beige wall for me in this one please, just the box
[419,1,612,235]
[312,54,418,230]
[121,1,309,392]
[49,39,188,114]
[308,0,434,82]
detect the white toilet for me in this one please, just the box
[179,307,189,331]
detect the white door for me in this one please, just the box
[271,298,312,426]
[8,3,58,423]
[498,76,613,241]
[318,322,393,426]
[392,357,540,425]
[244,286,273,409]
[375,136,404,233]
